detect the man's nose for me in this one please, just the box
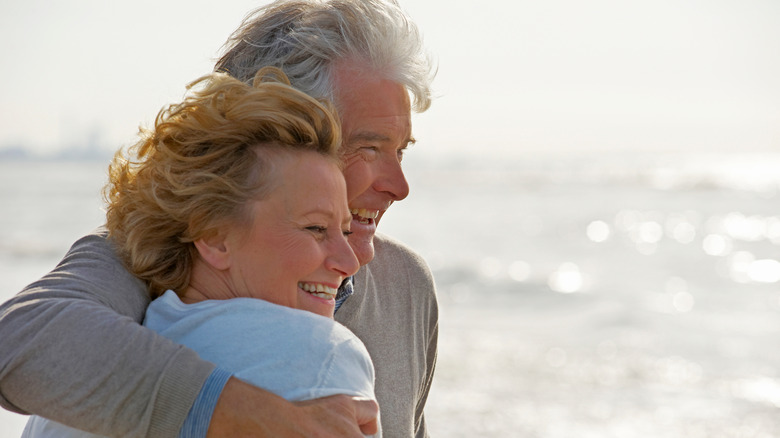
[375,156,410,201]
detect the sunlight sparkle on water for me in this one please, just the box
[586,220,611,242]
[634,221,664,244]
[672,292,695,312]
[666,215,697,244]
[665,277,695,312]
[767,217,780,244]
[616,210,664,244]
[747,259,780,284]
[647,277,696,313]
[508,260,531,282]
[615,210,666,255]
[729,251,780,284]
[708,212,780,243]
[732,377,780,408]
[702,234,732,256]
[548,262,585,293]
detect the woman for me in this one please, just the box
[23,68,379,437]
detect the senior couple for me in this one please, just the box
[0,1,438,437]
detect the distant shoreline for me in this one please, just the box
[0,146,112,162]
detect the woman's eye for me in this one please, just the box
[343,230,353,237]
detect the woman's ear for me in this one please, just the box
[194,229,232,271]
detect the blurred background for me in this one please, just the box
[1,0,779,436]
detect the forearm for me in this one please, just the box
[207,378,379,438]
[0,232,216,437]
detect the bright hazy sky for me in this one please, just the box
[1,0,779,158]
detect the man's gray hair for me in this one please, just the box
[215,0,434,112]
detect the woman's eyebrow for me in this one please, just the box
[301,208,337,217]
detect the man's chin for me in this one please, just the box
[350,219,377,266]
[354,243,375,266]
[350,232,376,266]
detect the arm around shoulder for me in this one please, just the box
[209,378,379,438]
[0,230,215,437]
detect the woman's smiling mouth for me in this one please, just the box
[298,282,338,300]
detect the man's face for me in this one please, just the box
[332,64,413,266]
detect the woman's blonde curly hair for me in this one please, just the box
[103,67,341,298]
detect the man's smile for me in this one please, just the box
[350,208,380,225]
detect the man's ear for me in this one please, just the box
[194,229,232,271]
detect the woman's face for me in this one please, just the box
[222,151,359,318]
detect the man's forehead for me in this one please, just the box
[332,66,410,111]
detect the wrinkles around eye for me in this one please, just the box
[342,147,378,162]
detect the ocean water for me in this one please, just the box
[1,152,780,437]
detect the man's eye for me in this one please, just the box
[397,148,406,162]
[343,230,353,237]
[306,226,327,233]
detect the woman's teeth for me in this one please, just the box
[298,282,337,299]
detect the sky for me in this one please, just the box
[1,0,779,160]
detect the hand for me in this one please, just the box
[295,395,379,436]
[207,377,379,437]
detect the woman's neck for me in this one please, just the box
[180,259,236,304]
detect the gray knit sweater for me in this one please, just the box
[0,230,438,437]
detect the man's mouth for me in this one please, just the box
[298,282,338,300]
[350,208,379,225]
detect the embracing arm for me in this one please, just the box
[208,378,379,438]
[0,231,213,437]
[0,230,378,437]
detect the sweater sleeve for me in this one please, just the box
[0,230,216,438]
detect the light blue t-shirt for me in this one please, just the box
[146,291,376,402]
[23,291,377,437]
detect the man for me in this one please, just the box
[0,1,437,437]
